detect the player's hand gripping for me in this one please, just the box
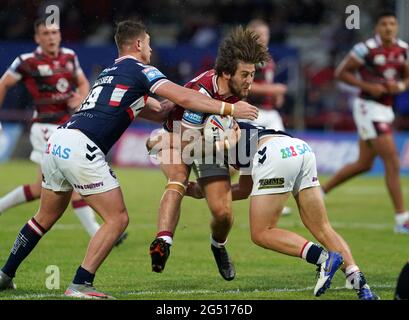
[67,92,85,111]
[186,181,204,199]
[364,83,388,98]
[232,101,258,120]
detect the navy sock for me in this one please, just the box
[73,266,95,285]
[2,218,46,278]
[395,262,409,300]
[301,242,328,265]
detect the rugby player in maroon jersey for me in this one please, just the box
[0,19,118,241]
[321,11,409,233]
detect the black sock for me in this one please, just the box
[301,242,328,265]
[73,266,95,285]
[395,262,409,300]
[1,218,46,278]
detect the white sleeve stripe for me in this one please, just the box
[181,120,205,129]
[75,68,84,76]
[150,79,169,93]
[349,52,364,64]
[6,69,22,80]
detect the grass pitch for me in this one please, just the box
[0,160,408,300]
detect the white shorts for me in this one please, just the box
[352,97,394,140]
[29,123,59,164]
[251,136,320,196]
[41,129,119,195]
[240,109,285,131]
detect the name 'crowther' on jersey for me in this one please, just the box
[62,55,169,154]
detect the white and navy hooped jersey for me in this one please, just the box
[229,121,292,171]
[63,55,168,154]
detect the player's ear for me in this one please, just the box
[222,71,232,80]
[34,33,40,45]
[134,38,142,52]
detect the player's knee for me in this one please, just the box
[107,208,129,231]
[250,228,269,247]
[357,161,373,173]
[168,171,188,185]
[118,210,129,230]
[29,184,42,198]
[211,204,232,223]
[384,154,400,172]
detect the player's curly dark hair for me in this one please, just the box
[115,20,147,51]
[215,26,270,76]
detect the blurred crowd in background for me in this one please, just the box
[1,0,407,131]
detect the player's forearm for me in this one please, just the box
[336,70,373,93]
[231,183,250,200]
[0,85,7,108]
[177,90,227,115]
[77,81,90,101]
[231,175,253,200]
[250,82,285,97]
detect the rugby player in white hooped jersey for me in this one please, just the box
[0,20,258,299]
[187,120,379,300]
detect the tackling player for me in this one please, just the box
[187,121,379,300]
[0,20,258,298]
[321,11,409,233]
[0,19,110,240]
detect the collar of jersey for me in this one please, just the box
[115,55,140,64]
[374,33,396,46]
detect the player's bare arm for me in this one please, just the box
[139,97,173,123]
[230,174,253,200]
[155,81,258,120]
[186,174,253,200]
[0,72,19,108]
[250,82,287,97]
[335,55,387,98]
[68,71,90,110]
[385,61,409,94]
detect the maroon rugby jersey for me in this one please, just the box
[164,69,240,132]
[350,35,409,106]
[7,46,83,124]
[247,58,276,110]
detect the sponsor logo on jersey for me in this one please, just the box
[56,78,69,93]
[374,54,386,65]
[37,64,53,76]
[258,178,285,189]
[101,66,118,74]
[142,67,165,82]
[383,68,397,80]
[73,182,104,190]
[51,144,71,159]
[183,110,204,125]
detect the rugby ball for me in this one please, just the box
[203,115,235,151]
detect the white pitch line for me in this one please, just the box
[3,284,394,300]
[1,220,395,233]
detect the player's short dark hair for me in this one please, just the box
[34,18,60,33]
[375,10,397,24]
[115,20,147,51]
[215,26,270,76]
[34,18,46,33]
